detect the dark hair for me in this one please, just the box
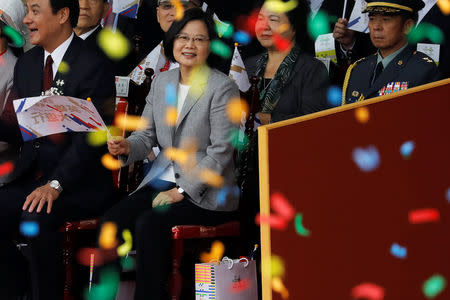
[163,8,219,67]
[49,0,79,28]
[285,0,314,54]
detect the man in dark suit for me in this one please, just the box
[342,0,441,104]
[0,0,115,298]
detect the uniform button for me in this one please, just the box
[175,173,180,179]
[33,141,40,149]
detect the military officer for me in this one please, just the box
[342,0,441,104]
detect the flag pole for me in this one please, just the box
[342,0,348,19]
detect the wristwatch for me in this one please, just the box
[177,186,185,195]
[49,180,63,193]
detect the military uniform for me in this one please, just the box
[342,46,441,104]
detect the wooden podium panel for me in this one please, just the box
[258,79,450,300]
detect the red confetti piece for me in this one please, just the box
[409,208,440,224]
[351,282,385,300]
[0,161,14,177]
[270,193,295,221]
[255,214,287,230]
[236,10,259,37]
[273,33,291,52]
[229,278,251,293]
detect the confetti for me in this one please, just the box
[77,247,104,267]
[294,213,311,237]
[229,128,249,150]
[400,141,415,159]
[87,129,108,146]
[272,276,289,299]
[198,168,224,188]
[114,114,149,131]
[165,83,177,106]
[2,25,24,47]
[271,193,295,221]
[423,274,446,299]
[390,243,407,259]
[437,0,450,15]
[226,98,249,124]
[217,186,240,206]
[265,0,298,14]
[58,61,70,74]
[85,267,120,300]
[165,107,178,126]
[327,86,342,107]
[273,33,291,51]
[20,221,39,237]
[355,107,370,123]
[117,229,132,256]
[229,278,251,293]
[215,20,234,38]
[235,10,259,37]
[270,255,285,277]
[171,0,184,20]
[255,213,287,230]
[164,147,189,165]
[121,256,135,271]
[101,153,121,170]
[351,282,385,300]
[446,187,450,203]
[200,240,225,263]
[0,161,14,177]
[408,23,444,44]
[352,145,380,172]
[307,10,330,39]
[99,222,118,249]
[409,208,440,224]
[210,39,232,58]
[233,30,251,45]
[97,28,131,60]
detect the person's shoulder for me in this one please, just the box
[209,67,237,88]
[244,53,264,76]
[351,52,377,70]
[16,45,42,64]
[407,49,438,69]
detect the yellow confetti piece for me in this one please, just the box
[355,107,370,124]
[200,240,225,263]
[58,61,70,74]
[270,255,285,278]
[277,23,290,34]
[437,0,450,15]
[165,107,178,126]
[164,147,189,165]
[272,277,289,299]
[97,28,131,60]
[117,229,133,257]
[264,0,298,14]
[171,0,185,20]
[101,153,121,170]
[114,114,149,131]
[226,98,249,124]
[99,222,118,249]
[87,129,108,146]
[199,168,224,188]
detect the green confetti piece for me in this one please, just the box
[307,11,330,39]
[85,267,120,300]
[423,274,446,299]
[229,128,248,151]
[3,25,24,48]
[215,20,234,39]
[58,61,70,74]
[210,39,232,58]
[408,23,444,44]
[120,256,135,271]
[295,213,311,237]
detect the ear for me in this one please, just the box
[102,2,110,19]
[403,18,414,35]
[57,7,70,25]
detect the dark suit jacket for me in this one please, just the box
[343,46,441,104]
[245,52,330,123]
[1,35,116,210]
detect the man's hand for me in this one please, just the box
[333,18,356,50]
[23,183,60,214]
[107,136,130,156]
[152,188,184,208]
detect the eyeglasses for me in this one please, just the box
[175,34,210,45]
[158,1,195,10]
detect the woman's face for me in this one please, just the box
[173,19,211,69]
[255,5,296,50]
[156,1,200,32]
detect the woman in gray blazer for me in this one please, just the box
[105,8,239,300]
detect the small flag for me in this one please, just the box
[229,45,251,92]
[347,0,369,33]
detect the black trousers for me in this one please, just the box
[100,183,237,300]
[0,175,113,300]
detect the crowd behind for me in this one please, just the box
[0,0,448,299]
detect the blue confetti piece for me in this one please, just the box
[233,30,251,45]
[400,141,415,158]
[352,145,380,172]
[446,187,450,203]
[20,221,40,237]
[217,186,240,206]
[165,83,177,107]
[327,86,342,107]
[390,243,407,259]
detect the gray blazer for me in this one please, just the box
[123,65,240,211]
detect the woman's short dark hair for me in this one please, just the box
[285,0,314,54]
[163,8,219,67]
[49,0,79,28]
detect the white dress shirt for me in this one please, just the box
[78,25,100,40]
